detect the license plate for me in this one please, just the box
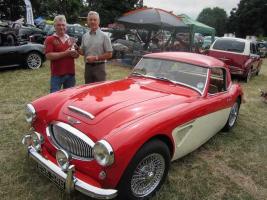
[36,163,65,190]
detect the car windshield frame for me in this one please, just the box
[131,57,209,95]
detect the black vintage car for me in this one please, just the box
[0,41,45,69]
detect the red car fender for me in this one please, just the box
[100,100,216,188]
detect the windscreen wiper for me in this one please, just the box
[131,72,145,77]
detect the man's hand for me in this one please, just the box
[86,55,97,63]
[66,49,79,58]
[46,49,79,61]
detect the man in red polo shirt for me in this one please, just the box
[45,15,79,93]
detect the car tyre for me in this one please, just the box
[6,34,15,46]
[222,99,240,131]
[25,52,43,69]
[256,66,261,76]
[117,139,170,200]
[245,68,252,82]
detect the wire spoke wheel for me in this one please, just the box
[228,102,239,127]
[130,153,165,197]
[27,53,42,69]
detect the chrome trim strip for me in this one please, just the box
[68,106,95,120]
[27,146,117,199]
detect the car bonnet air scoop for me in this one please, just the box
[68,105,95,120]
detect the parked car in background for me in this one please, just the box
[46,24,87,46]
[42,24,54,35]
[18,25,46,44]
[202,36,219,49]
[208,37,262,82]
[22,52,243,199]
[66,24,88,45]
[257,41,267,58]
[194,33,204,44]
[0,41,45,69]
[102,28,145,64]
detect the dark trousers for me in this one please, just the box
[85,63,106,84]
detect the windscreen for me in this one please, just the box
[132,58,208,94]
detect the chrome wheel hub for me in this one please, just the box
[131,153,165,197]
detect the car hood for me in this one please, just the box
[58,77,199,139]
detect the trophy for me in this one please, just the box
[69,37,78,50]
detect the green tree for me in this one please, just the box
[197,7,228,36]
[227,0,267,37]
[0,0,84,23]
[82,0,143,26]
[31,0,83,23]
[0,0,25,20]
[0,0,143,25]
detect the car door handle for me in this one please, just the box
[8,51,15,53]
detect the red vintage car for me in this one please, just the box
[22,52,243,199]
[208,37,262,82]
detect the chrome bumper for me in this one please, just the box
[26,146,117,199]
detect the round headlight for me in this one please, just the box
[31,131,44,151]
[56,149,70,171]
[93,140,114,167]
[25,104,36,123]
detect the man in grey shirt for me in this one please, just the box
[79,11,113,84]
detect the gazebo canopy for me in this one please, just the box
[117,8,189,32]
[178,14,215,35]
[178,14,215,50]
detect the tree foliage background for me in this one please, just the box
[1,0,267,37]
[0,0,143,25]
[227,0,267,37]
[197,7,227,36]
[0,0,25,20]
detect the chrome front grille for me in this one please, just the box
[48,122,95,160]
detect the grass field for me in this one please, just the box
[0,58,266,200]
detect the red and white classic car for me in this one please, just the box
[22,52,243,200]
[208,37,262,82]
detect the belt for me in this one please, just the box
[86,62,105,65]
